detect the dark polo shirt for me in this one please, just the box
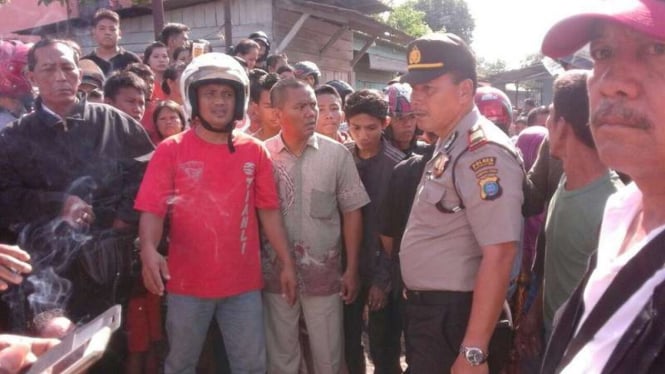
[83,48,141,77]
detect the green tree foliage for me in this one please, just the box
[477,57,508,78]
[386,1,432,37]
[413,0,475,43]
[520,52,544,68]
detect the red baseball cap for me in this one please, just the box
[542,0,665,59]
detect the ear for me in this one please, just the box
[383,116,391,129]
[458,79,474,101]
[26,70,36,86]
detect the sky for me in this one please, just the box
[448,0,594,68]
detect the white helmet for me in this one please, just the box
[180,52,249,129]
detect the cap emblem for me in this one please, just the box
[409,45,422,65]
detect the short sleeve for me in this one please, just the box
[456,144,524,246]
[336,148,370,213]
[134,142,176,216]
[254,143,280,209]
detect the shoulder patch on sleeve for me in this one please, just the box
[478,175,502,200]
[467,124,488,151]
[469,156,496,173]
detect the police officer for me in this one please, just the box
[399,33,524,373]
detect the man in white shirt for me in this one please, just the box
[540,1,665,373]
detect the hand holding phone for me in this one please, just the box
[23,305,122,374]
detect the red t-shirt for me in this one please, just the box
[135,129,279,298]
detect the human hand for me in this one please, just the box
[0,334,60,374]
[61,195,95,228]
[451,355,488,374]
[0,244,31,291]
[340,269,359,304]
[366,285,387,312]
[279,261,297,306]
[140,248,169,296]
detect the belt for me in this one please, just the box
[404,289,472,305]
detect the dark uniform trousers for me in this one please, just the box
[404,290,473,373]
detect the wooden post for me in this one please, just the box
[350,35,377,68]
[152,0,165,40]
[275,13,310,54]
[224,0,232,52]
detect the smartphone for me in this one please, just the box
[23,305,122,374]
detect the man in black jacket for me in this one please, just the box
[0,39,153,368]
[540,1,665,372]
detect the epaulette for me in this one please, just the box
[467,123,487,151]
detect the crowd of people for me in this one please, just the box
[1,0,665,373]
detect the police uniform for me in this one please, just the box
[398,33,524,373]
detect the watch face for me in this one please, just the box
[465,347,486,366]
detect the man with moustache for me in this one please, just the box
[0,38,154,370]
[398,33,524,373]
[261,79,369,374]
[540,1,665,372]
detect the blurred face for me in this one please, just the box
[92,19,120,49]
[534,113,549,127]
[409,73,471,138]
[545,106,564,159]
[106,87,145,121]
[175,49,191,64]
[348,113,386,154]
[166,76,183,104]
[148,47,169,74]
[143,74,155,99]
[169,31,189,51]
[240,47,259,70]
[315,93,343,139]
[276,86,318,141]
[197,82,236,130]
[255,40,267,59]
[390,112,417,145]
[156,107,184,138]
[511,121,527,136]
[279,70,295,80]
[28,43,81,110]
[253,90,278,131]
[588,22,665,181]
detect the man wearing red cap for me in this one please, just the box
[540,1,665,373]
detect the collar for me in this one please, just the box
[274,132,320,153]
[35,96,87,129]
[435,107,482,154]
[92,46,124,58]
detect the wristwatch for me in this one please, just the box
[460,345,488,366]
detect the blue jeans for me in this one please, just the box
[164,291,266,374]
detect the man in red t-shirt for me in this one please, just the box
[135,53,296,374]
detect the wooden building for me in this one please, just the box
[2,0,412,87]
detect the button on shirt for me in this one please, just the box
[262,134,370,296]
[400,108,524,291]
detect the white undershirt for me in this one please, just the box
[561,182,665,373]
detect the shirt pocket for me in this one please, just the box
[420,175,463,212]
[420,176,446,205]
[310,189,336,219]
